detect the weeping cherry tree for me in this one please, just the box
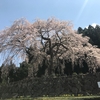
[0,18,100,78]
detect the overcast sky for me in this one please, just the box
[0,0,100,30]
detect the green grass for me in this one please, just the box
[1,96,100,100]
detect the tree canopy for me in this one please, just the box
[77,25,100,48]
[0,18,100,78]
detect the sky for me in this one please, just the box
[0,0,100,31]
[0,0,100,66]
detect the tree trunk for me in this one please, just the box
[28,65,33,77]
[48,50,55,76]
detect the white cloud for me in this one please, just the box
[85,23,98,29]
[85,26,88,29]
[91,23,97,28]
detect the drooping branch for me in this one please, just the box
[1,17,100,77]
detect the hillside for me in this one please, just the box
[0,72,100,99]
